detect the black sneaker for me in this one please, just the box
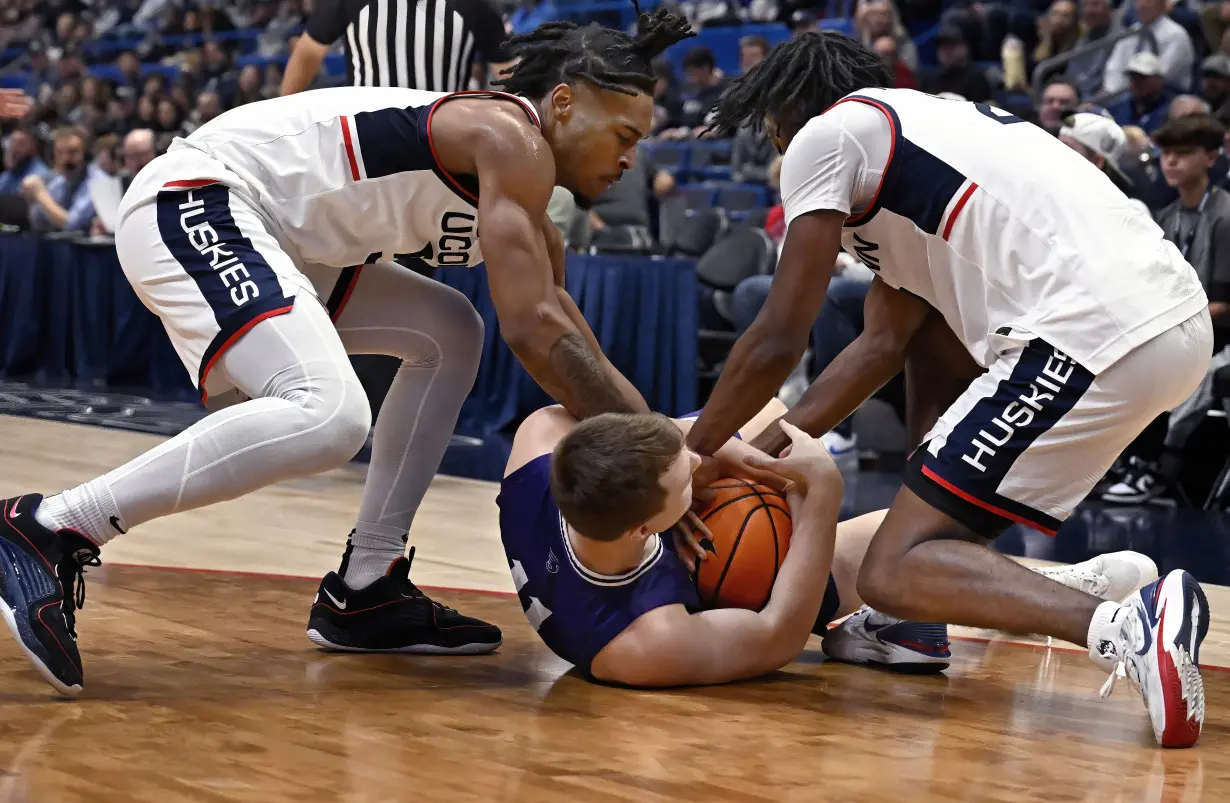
[0,494,101,697]
[306,547,502,654]
[1101,461,1179,507]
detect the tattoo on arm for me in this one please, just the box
[547,332,637,418]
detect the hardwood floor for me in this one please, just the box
[0,416,1228,802]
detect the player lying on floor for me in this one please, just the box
[498,399,1158,687]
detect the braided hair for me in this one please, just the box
[493,1,695,99]
[708,31,893,137]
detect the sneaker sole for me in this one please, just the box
[0,597,81,698]
[1145,570,1208,748]
[305,628,501,655]
[822,632,950,674]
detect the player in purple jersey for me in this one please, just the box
[497,398,1157,687]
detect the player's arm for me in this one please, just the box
[468,0,515,85]
[542,215,648,412]
[750,278,933,457]
[281,0,344,95]
[673,416,787,490]
[475,116,647,419]
[685,114,868,458]
[591,424,842,687]
[685,209,844,458]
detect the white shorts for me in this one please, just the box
[905,309,1214,536]
[115,152,363,403]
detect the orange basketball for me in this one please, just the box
[694,477,792,611]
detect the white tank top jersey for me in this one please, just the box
[119,86,544,271]
[779,87,1209,374]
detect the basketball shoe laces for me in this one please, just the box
[1035,564,1110,599]
[56,551,101,641]
[1095,610,1206,728]
[398,547,459,615]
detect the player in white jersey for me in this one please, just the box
[685,32,1214,748]
[0,6,698,697]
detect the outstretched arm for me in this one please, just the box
[685,209,846,457]
[542,216,647,413]
[475,115,645,419]
[749,278,932,457]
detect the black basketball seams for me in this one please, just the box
[709,503,761,607]
[698,479,791,611]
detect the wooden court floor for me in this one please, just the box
[1,416,1229,802]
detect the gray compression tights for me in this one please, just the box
[78,261,483,544]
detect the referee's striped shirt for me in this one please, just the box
[305,0,510,92]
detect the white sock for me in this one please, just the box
[1087,600,1127,670]
[343,522,408,589]
[34,481,124,546]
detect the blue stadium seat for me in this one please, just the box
[688,140,733,181]
[662,22,792,77]
[715,183,770,213]
[676,184,717,211]
[643,142,691,174]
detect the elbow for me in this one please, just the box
[743,321,809,376]
[500,323,537,359]
[767,626,813,670]
[860,327,910,373]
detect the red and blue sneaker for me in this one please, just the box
[821,605,951,674]
[1099,569,1208,748]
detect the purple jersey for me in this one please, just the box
[497,454,699,676]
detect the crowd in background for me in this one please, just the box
[4,0,1230,507]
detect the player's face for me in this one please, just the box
[640,447,702,535]
[548,82,654,206]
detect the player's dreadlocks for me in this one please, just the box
[709,31,893,137]
[493,0,695,99]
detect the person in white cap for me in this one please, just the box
[1101,0,1195,95]
[1059,112,1151,214]
[1108,51,1176,133]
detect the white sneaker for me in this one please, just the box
[820,430,857,456]
[1034,551,1159,602]
[1099,569,1209,748]
[821,606,951,673]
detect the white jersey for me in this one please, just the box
[120,86,543,271]
[780,87,1209,374]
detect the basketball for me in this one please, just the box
[694,478,793,611]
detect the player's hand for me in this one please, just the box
[0,90,33,120]
[671,509,713,573]
[742,422,839,499]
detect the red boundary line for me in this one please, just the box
[105,561,1230,672]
